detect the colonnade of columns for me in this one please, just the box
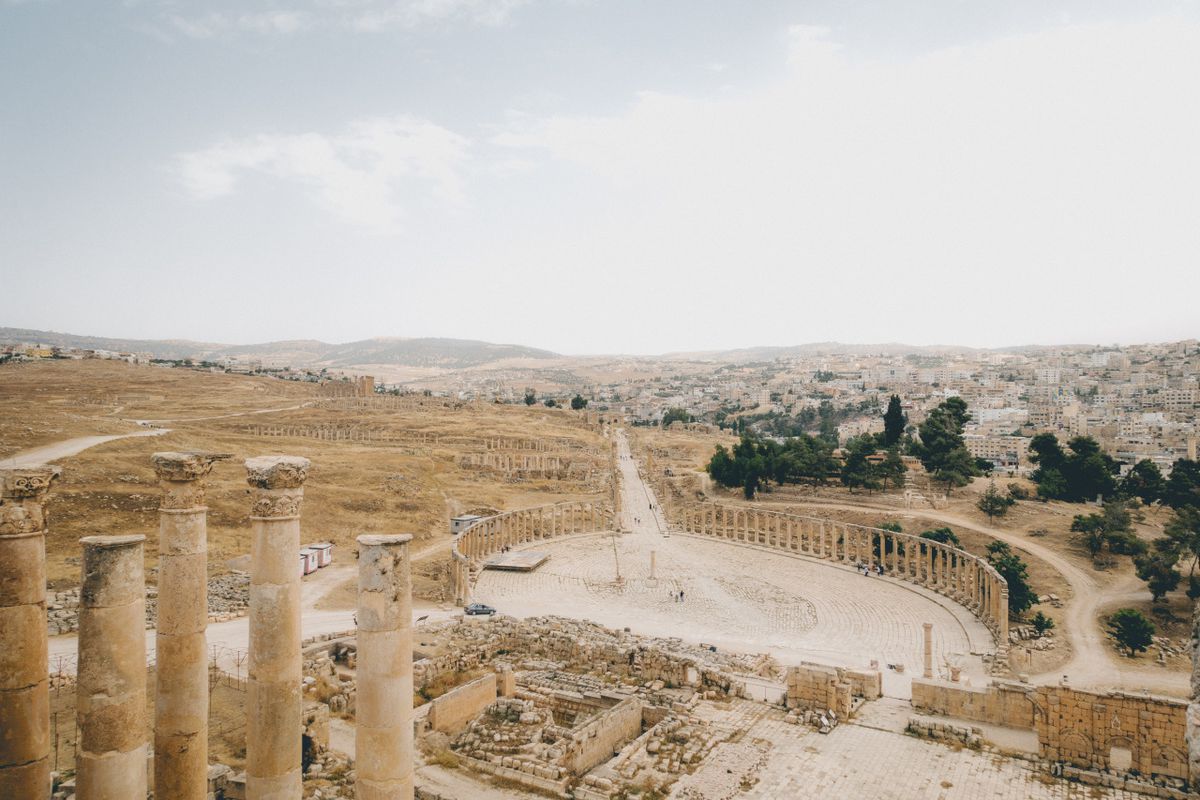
[0,456,416,800]
[450,501,611,606]
[676,502,1009,645]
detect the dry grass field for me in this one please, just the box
[2,360,609,597]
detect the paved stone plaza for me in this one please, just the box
[472,442,994,696]
[672,699,1138,800]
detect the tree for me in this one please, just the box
[1031,611,1055,636]
[882,395,907,447]
[913,398,980,493]
[1121,459,1166,505]
[1070,501,1145,559]
[1135,553,1181,601]
[1107,608,1155,655]
[1164,459,1200,510]
[986,541,1037,616]
[661,407,693,427]
[1029,434,1119,502]
[523,389,537,406]
[570,394,588,410]
[879,447,907,489]
[840,435,882,493]
[920,527,960,547]
[543,398,557,407]
[977,482,1015,520]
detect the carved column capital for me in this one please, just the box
[0,465,61,501]
[245,456,310,519]
[152,452,229,510]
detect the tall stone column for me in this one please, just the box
[922,622,934,679]
[356,535,414,800]
[245,456,311,799]
[650,550,657,580]
[0,466,59,799]
[77,535,147,800]
[152,451,227,800]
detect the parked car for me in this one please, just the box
[464,603,497,616]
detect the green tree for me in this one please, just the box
[913,397,980,493]
[1135,553,1181,601]
[1070,500,1145,559]
[1165,459,1200,510]
[879,447,907,489]
[570,394,588,410]
[1107,608,1155,655]
[1121,459,1166,505]
[523,388,537,406]
[661,407,694,427]
[840,435,881,493]
[986,541,1037,616]
[1031,610,1055,636]
[977,481,1015,520]
[882,394,906,447]
[920,527,960,547]
[1029,434,1119,502]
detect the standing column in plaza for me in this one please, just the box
[152,451,227,800]
[356,535,415,800]
[922,622,934,679]
[650,550,657,580]
[77,535,147,800]
[245,456,311,799]
[0,466,60,799]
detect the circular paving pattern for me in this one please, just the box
[473,531,992,682]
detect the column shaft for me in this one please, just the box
[77,535,147,800]
[245,456,310,799]
[153,452,227,800]
[356,535,415,800]
[0,466,59,799]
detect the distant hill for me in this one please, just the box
[0,328,559,369]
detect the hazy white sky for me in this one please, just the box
[2,1,1198,354]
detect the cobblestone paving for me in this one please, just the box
[474,532,990,684]
[673,701,1138,800]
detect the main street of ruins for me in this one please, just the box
[2,364,1200,799]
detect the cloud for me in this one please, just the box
[493,16,1200,285]
[166,10,313,38]
[156,0,531,38]
[177,116,470,232]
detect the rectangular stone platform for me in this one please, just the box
[483,551,550,572]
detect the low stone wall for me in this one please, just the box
[46,573,250,635]
[566,697,644,775]
[427,674,498,734]
[911,677,1034,729]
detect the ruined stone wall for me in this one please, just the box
[566,697,644,775]
[1035,685,1188,782]
[784,664,852,717]
[450,502,612,605]
[427,674,498,734]
[911,678,1035,729]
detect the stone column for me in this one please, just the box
[245,456,311,799]
[77,535,147,800]
[356,535,415,800]
[152,451,227,800]
[1190,603,1200,786]
[0,466,59,799]
[650,550,657,580]
[922,622,934,679]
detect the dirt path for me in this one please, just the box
[2,428,172,468]
[774,496,1188,696]
[129,403,308,425]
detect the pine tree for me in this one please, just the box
[882,394,906,446]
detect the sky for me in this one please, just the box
[2,1,1198,355]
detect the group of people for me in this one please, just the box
[856,560,884,577]
[670,589,686,602]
